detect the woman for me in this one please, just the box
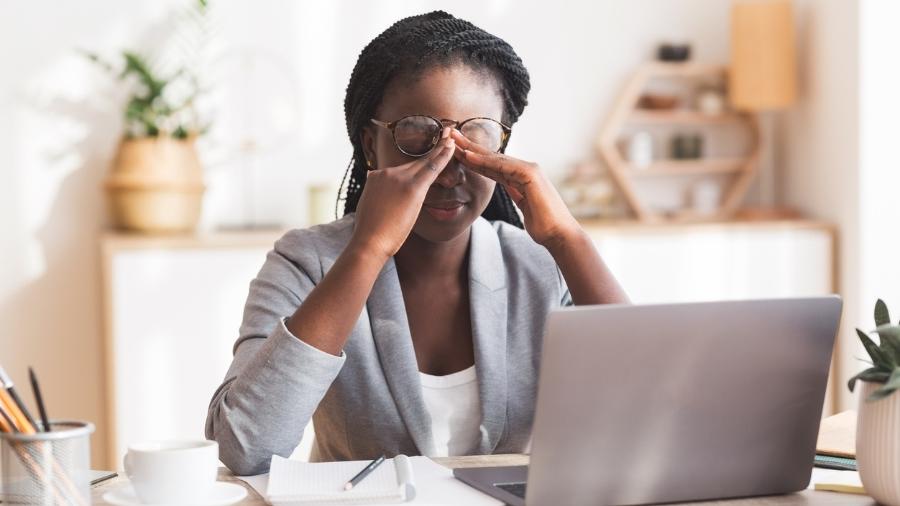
[206,11,628,475]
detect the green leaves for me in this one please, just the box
[857,328,894,369]
[848,368,890,392]
[81,0,209,140]
[875,299,891,327]
[870,368,900,401]
[852,299,900,401]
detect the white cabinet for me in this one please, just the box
[102,232,278,467]
[101,220,834,467]
[582,221,834,303]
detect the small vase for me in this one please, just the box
[105,137,205,233]
[857,381,900,505]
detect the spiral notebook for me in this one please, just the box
[266,454,415,505]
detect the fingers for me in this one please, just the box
[449,128,491,156]
[411,128,455,183]
[503,183,525,205]
[449,130,531,188]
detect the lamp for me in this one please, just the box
[729,0,798,216]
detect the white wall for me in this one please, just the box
[0,0,740,467]
[782,0,860,411]
[0,0,185,469]
[783,0,900,412]
[858,0,900,401]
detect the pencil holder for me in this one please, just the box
[0,420,94,506]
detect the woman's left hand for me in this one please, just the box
[451,129,581,249]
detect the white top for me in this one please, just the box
[419,365,482,457]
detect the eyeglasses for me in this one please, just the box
[370,115,511,157]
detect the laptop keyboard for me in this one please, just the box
[496,482,527,498]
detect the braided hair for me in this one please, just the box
[339,10,529,228]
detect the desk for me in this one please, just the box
[90,454,876,505]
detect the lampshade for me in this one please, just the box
[729,0,797,111]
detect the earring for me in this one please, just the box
[366,159,374,168]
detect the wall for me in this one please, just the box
[781,0,860,411]
[0,0,189,469]
[783,0,900,412]
[0,0,739,468]
[858,0,900,402]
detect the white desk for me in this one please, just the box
[90,455,875,505]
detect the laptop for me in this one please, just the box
[454,297,842,506]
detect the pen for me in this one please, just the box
[343,455,386,491]
[29,367,51,432]
[0,366,38,431]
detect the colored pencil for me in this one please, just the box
[0,366,38,430]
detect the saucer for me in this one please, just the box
[103,481,247,505]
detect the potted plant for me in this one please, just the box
[848,299,900,505]
[87,0,210,233]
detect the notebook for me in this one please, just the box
[815,410,857,458]
[808,467,866,495]
[266,454,415,505]
[240,456,501,506]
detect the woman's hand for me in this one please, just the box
[350,128,456,260]
[452,129,629,304]
[451,129,580,249]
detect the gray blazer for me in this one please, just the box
[205,214,572,475]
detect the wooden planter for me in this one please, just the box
[105,138,205,233]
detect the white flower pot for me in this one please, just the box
[857,381,900,505]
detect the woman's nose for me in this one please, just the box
[433,157,466,188]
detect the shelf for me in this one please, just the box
[629,110,745,125]
[596,61,760,221]
[640,62,727,78]
[626,158,745,176]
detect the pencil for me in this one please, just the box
[0,387,35,434]
[0,401,16,432]
[343,455,385,491]
[28,367,51,432]
[0,366,38,430]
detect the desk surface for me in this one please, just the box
[90,454,876,505]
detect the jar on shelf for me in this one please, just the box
[626,131,654,168]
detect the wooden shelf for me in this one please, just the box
[626,158,745,176]
[596,61,761,222]
[629,110,745,125]
[639,62,727,78]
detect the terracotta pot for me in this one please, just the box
[857,381,900,505]
[105,137,205,233]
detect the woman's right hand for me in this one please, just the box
[349,128,456,260]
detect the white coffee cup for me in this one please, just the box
[123,440,219,504]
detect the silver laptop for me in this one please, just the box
[455,297,842,505]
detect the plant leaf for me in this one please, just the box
[886,367,900,389]
[867,368,900,401]
[857,328,894,369]
[875,299,891,327]
[869,386,899,401]
[848,367,890,392]
[876,325,900,366]
[122,52,165,99]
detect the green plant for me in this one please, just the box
[848,299,900,401]
[84,0,210,140]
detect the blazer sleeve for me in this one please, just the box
[205,232,346,475]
